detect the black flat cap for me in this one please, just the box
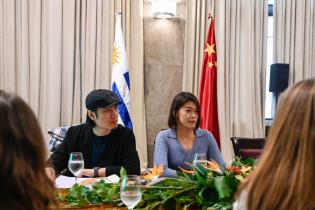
[85,89,121,110]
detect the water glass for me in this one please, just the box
[68,152,84,183]
[120,175,142,210]
[193,153,207,168]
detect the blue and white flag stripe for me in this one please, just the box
[123,72,130,89]
[112,82,132,128]
[111,13,133,129]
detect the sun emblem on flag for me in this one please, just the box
[112,43,121,65]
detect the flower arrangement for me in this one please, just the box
[57,157,255,210]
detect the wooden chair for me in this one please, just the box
[230,137,265,158]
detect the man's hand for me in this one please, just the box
[78,168,106,177]
[78,169,94,177]
[45,167,56,182]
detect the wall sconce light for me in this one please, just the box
[152,0,176,19]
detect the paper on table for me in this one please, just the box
[55,175,85,188]
[55,174,120,188]
[102,174,120,183]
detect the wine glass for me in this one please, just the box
[68,152,84,184]
[120,175,142,210]
[193,153,207,168]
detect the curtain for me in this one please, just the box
[182,0,214,96]
[274,0,315,83]
[0,0,147,167]
[183,0,267,162]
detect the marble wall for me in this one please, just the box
[143,0,186,166]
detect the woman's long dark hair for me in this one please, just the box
[0,91,56,210]
[167,92,201,129]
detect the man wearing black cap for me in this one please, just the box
[46,89,140,178]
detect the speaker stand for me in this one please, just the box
[271,92,279,118]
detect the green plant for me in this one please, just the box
[57,157,255,210]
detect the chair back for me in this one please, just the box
[230,137,265,158]
[48,125,71,152]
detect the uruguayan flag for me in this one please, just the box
[111,13,133,129]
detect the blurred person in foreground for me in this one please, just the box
[233,78,315,210]
[0,90,56,210]
[154,92,225,177]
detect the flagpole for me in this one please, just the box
[115,12,122,23]
[208,12,213,19]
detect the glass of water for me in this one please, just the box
[120,175,142,210]
[68,152,84,184]
[193,153,207,168]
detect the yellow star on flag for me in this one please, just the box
[208,61,217,68]
[204,43,215,56]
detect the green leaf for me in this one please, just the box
[207,171,214,188]
[206,201,233,210]
[177,170,194,181]
[240,157,255,166]
[213,176,234,201]
[142,193,160,201]
[107,185,119,200]
[120,167,127,178]
[195,163,208,176]
[57,194,66,202]
[195,171,209,187]
[195,186,207,205]
[175,195,193,203]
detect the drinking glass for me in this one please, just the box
[120,175,142,210]
[68,152,84,184]
[193,153,207,168]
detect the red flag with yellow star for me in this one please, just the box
[199,18,220,149]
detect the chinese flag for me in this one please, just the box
[199,18,220,149]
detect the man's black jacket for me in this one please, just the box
[48,123,140,176]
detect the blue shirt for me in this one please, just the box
[153,128,226,177]
[91,135,110,167]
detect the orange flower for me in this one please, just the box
[178,166,194,174]
[207,160,220,169]
[227,166,241,175]
[205,160,223,175]
[143,165,164,180]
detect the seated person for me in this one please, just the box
[46,89,140,178]
[154,92,225,177]
[0,91,55,210]
[233,78,315,210]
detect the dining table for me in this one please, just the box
[59,204,126,210]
